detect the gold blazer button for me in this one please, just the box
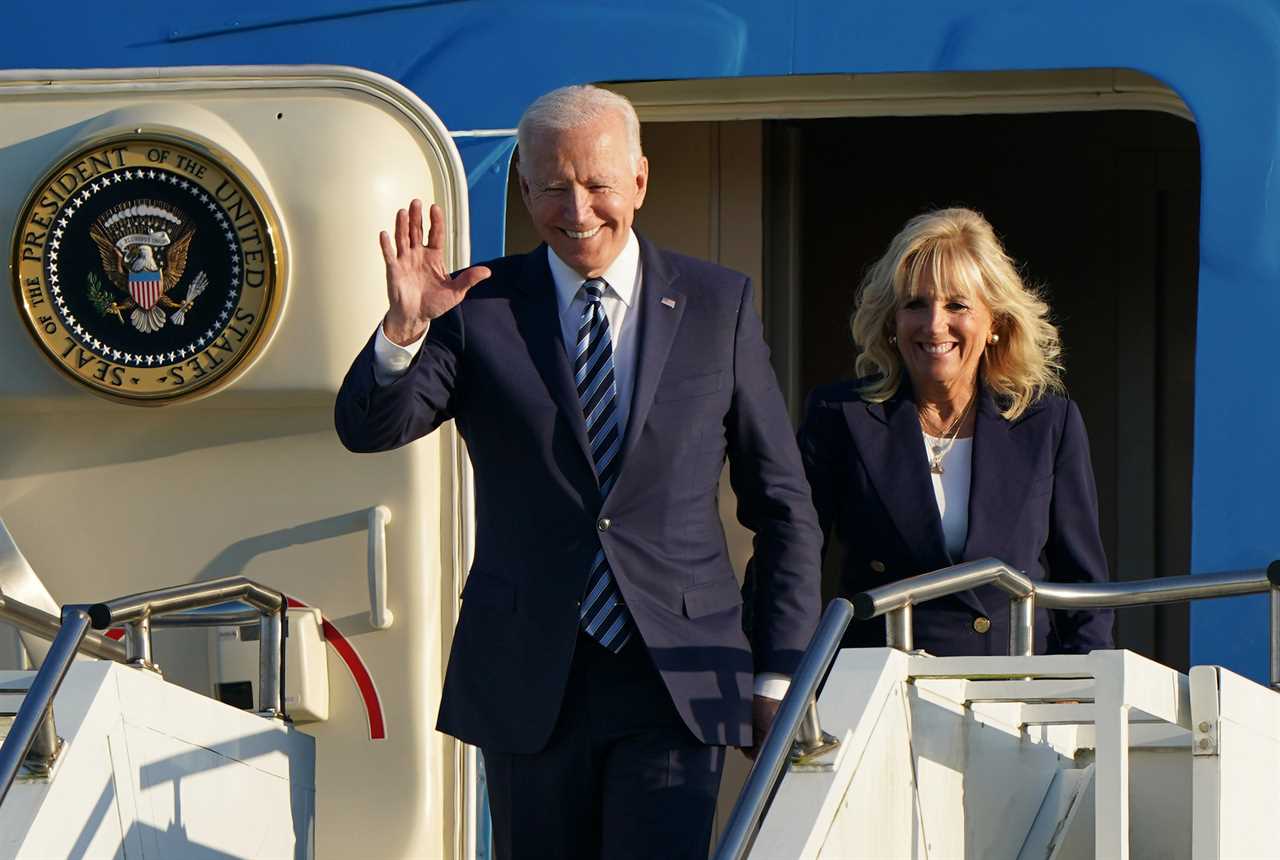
[870,560,886,573]
[972,616,992,634]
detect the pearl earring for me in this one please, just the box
[888,335,898,344]
[989,333,1000,344]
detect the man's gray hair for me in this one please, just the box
[516,85,643,175]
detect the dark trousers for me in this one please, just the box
[482,633,726,860]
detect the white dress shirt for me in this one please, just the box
[546,232,641,438]
[371,231,788,701]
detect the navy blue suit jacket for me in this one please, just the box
[336,237,822,752]
[798,380,1114,655]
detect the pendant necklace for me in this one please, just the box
[922,395,975,475]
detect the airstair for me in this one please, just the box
[718,559,1280,860]
[0,523,315,859]
[0,660,313,857]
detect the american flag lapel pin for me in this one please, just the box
[660,297,677,309]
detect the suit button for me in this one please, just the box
[870,560,886,573]
[973,617,991,634]
[597,517,612,532]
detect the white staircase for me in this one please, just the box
[752,648,1280,859]
[0,661,314,859]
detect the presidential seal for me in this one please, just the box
[12,135,283,403]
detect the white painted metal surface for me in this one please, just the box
[0,661,314,858]
[750,648,1279,859]
[0,66,472,859]
[1190,665,1280,859]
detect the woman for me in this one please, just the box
[798,208,1113,655]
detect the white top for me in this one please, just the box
[923,434,973,558]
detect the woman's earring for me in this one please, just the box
[888,335,898,345]
[988,333,1000,344]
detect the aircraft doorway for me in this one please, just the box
[782,110,1200,670]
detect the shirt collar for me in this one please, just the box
[547,230,640,314]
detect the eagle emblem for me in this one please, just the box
[89,200,207,333]
[14,135,282,404]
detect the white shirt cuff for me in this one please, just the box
[754,673,791,701]
[373,320,427,386]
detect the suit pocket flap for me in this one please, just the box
[461,574,516,611]
[682,577,743,619]
[655,370,723,403]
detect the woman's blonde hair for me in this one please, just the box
[851,207,1064,420]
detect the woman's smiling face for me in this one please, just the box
[893,273,994,393]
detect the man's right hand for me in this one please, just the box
[380,198,492,345]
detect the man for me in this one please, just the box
[335,85,820,859]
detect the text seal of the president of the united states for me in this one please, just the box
[11,135,283,404]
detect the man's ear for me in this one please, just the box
[516,156,534,210]
[633,156,650,210]
[514,149,535,209]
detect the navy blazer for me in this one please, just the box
[335,237,822,752]
[798,380,1114,656]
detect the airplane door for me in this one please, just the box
[0,66,473,859]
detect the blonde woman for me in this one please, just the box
[798,208,1113,655]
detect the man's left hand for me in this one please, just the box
[745,694,782,760]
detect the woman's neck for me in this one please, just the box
[913,377,978,436]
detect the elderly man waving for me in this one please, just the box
[335,85,821,860]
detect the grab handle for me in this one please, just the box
[368,505,394,630]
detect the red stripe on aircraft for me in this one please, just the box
[286,596,386,740]
[103,601,386,739]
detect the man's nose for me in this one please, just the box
[563,186,591,223]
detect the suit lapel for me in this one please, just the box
[962,387,1038,562]
[850,390,951,570]
[512,246,596,483]
[615,237,685,475]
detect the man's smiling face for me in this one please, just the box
[519,112,648,279]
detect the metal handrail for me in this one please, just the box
[0,576,288,810]
[851,558,1036,656]
[88,576,287,715]
[0,606,95,805]
[853,557,1280,688]
[1036,567,1274,607]
[713,598,855,860]
[0,587,126,662]
[149,606,263,627]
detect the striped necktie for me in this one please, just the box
[574,278,634,653]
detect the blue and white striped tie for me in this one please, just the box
[575,278,634,653]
